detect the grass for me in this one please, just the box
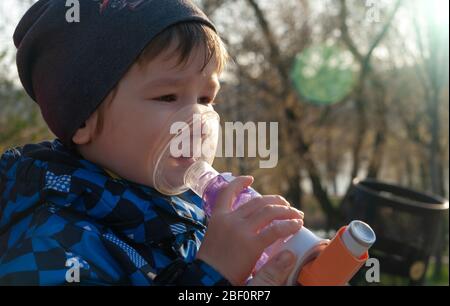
[425,262,449,286]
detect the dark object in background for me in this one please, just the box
[341,179,449,285]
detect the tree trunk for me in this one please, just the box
[285,169,303,211]
[405,153,415,189]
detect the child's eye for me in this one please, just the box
[155,95,177,102]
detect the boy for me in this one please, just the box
[0,0,303,285]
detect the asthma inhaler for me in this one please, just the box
[296,220,376,286]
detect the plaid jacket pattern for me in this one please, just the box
[0,139,230,286]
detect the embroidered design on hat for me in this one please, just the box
[94,0,148,13]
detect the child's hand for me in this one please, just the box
[196,176,304,285]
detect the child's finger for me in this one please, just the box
[214,176,254,214]
[249,205,304,232]
[257,219,303,249]
[236,195,291,218]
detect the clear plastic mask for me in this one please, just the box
[151,104,220,195]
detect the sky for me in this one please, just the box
[0,0,34,80]
[0,0,32,45]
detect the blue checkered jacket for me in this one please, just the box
[0,139,230,286]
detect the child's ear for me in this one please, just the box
[72,111,99,145]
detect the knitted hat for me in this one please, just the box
[14,0,216,146]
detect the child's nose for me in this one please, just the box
[181,97,198,106]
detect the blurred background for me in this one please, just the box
[0,0,448,285]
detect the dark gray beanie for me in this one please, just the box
[14,0,215,147]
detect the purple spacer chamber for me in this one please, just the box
[202,173,261,217]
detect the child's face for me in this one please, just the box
[73,39,221,188]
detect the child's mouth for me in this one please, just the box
[174,156,196,165]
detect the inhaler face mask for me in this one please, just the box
[151,104,220,196]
